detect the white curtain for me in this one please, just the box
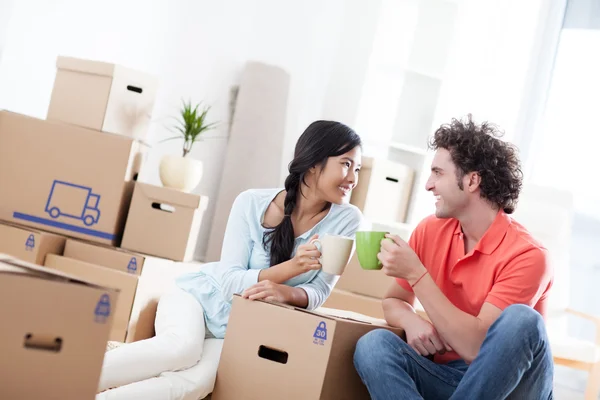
[355,0,567,162]
[434,0,567,153]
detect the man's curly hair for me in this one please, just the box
[429,115,523,214]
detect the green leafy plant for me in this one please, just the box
[163,100,218,157]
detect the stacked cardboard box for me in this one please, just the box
[0,254,117,398]
[0,55,208,259]
[0,55,158,246]
[0,55,209,397]
[0,222,66,264]
[121,182,209,261]
[57,238,202,342]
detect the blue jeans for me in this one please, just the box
[354,304,554,400]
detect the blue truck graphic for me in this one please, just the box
[45,180,101,227]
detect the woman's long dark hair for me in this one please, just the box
[263,120,361,266]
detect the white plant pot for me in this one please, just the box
[159,154,203,193]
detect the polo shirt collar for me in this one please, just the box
[453,210,511,255]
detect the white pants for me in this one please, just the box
[96,289,223,400]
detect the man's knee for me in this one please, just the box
[496,304,547,341]
[354,329,406,370]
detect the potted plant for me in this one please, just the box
[159,100,218,192]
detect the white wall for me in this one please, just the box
[0,0,380,260]
[0,0,15,60]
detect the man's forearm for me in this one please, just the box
[383,297,422,329]
[412,275,488,362]
[258,260,299,283]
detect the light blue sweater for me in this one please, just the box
[176,188,363,338]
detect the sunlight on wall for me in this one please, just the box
[532,30,600,219]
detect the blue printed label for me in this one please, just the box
[95,294,111,323]
[25,234,35,252]
[313,321,328,346]
[127,257,138,273]
[13,179,115,241]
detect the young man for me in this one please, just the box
[354,116,554,399]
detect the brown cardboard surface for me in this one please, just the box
[44,254,138,342]
[335,253,397,298]
[0,254,116,399]
[0,111,143,246]
[212,295,404,400]
[64,238,145,275]
[61,238,204,342]
[47,55,158,140]
[121,182,208,261]
[322,289,385,319]
[0,221,66,265]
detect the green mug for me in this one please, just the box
[355,231,389,270]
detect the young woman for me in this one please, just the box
[97,120,363,400]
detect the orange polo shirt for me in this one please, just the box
[397,210,553,364]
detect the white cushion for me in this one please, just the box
[550,335,600,363]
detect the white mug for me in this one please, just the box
[310,235,354,275]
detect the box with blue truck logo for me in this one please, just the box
[0,111,145,246]
[0,253,117,399]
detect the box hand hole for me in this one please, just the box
[151,202,175,213]
[127,85,143,94]
[258,345,288,364]
[23,333,63,353]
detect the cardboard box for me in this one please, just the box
[0,111,144,246]
[350,157,415,223]
[212,296,404,400]
[64,238,145,275]
[335,221,413,298]
[324,289,428,322]
[121,182,209,261]
[0,254,117,399]
[335,253,396,298]
[47,56,158,140]
[60,238,203,342]
[0,221,66,265]
[323,289,385,319]
[44,254,138,342]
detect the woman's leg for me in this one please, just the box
[98,289,206,392]
[96,339,224,400]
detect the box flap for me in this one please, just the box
[0,253,113,290]
[0,110,139,144]
[230,294,395,327]
[315,307,387,326]
[232,294,341,321]
[0,220,62,237]
[56,56,116,77]
[66,238,146,259]
[136,182,203,209]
